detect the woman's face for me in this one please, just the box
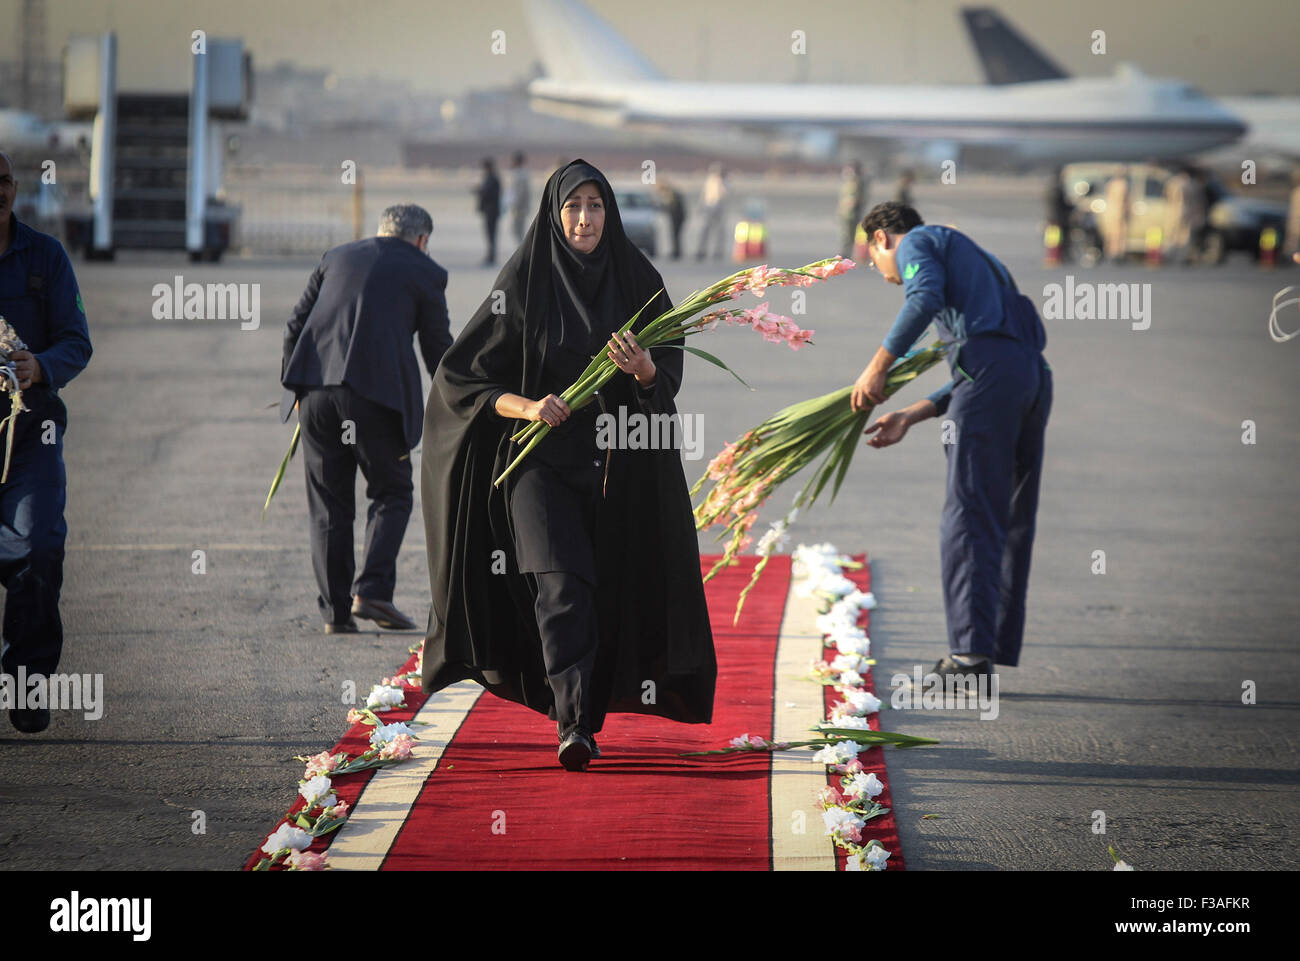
[560,181,605,253]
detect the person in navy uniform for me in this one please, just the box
[0,150,94,733]
[852,201,1052,684]
[281,204,452,634]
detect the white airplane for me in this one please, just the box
[961,7,1300,162]
[523,0,1246,166]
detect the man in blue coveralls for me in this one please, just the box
[0,150,93,733]
[851,201,1051,683]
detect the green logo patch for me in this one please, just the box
[76,292,84,314]
[904,263,919,280]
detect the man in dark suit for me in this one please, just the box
[281,204,452,633]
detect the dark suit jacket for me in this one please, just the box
[280,236,452,450]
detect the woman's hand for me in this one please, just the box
[608,330,656,388]
[522,394,571,427]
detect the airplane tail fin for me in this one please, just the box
[524,0,664,84]
[960,7,1069,84]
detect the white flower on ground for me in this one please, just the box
[262,823,312,855]
[822,807,866,838]
[864,842,891,871]
[365,684,406,711]
[830,653,869,675]
[829,630,870,656]
[825,713,871,730]
[816,610,858,635]
[298,775,337,810]
[369,721,416,747]
[843,589,877,611]
[811,740,864,764]
[1113,860,1135,871]
[837,670,865,689]
[845,771,884,800]
[845,690,882,715]
[816,573,857,597]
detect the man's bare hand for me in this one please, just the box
[851,366,887,412]
[864,410,912,448]
[8,350,42,390]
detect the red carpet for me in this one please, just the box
[244,553,905,870]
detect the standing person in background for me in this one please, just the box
[894,168,915,208]
[1102,169,1130,263]
[280,204,452,634]
[655,181,686,260]
[1163,167,1194,265]
[1045,167,1073,262]
[839,161,869,259]
[474,158,502,266]
[0,150,93,734]
[505,152,531,247]
[1286,168,1300,263]
[695,163,729,261]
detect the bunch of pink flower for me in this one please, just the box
[704,256,854,304]
[690,302,814,351]
[302,750,339,780]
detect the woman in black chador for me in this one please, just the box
[420,160,716,771]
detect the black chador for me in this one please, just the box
[419,160,716,737]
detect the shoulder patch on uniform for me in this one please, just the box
[76,293,84,314]
[904,262,919,280]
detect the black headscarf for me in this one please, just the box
[545,161,621,351]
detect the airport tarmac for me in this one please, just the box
[1,173,1296,870]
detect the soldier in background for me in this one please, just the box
[504,152,531,246]
[1102,169,1130,263]
[839,161,869,259]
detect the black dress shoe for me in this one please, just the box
[557,731,594,771]
[351,597,417,630]
[9,708,51,733]
[324,617,359,635]
[559,731,600,759]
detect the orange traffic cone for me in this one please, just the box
[1145,226,1164,268]
[1044,223,1063,267]
[1259,227,1278,268]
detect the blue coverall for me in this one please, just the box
[882,225,1052,666]
[0,215,93,680]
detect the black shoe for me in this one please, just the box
[925,653,994,685]
[9,708,51,733]
[324,617,359,635]
[557,731,594,771]
[559,730,600,759]
[351,597,416,630]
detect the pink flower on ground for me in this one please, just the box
[346,709,367,725]
[820,786,845,807]
[330,800,350,817]
[839,821,864,843]
[378,733,415,761]
[288,850,329,871]
[302,751,338,780]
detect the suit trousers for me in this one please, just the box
[0,392,66,679]
[939,336,1052,666]
[299,385,412,623]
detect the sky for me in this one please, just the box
[4,0,1297,98]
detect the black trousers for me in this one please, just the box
[0,392,66,679]
[509,460,605,738]
[299,386,412,623]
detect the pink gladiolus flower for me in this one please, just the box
[747,265,772,297]
[346,709,366,725]
[379,733,415,761]
[839,821,864,843]
[331,800,350,817]
[302,751,338,780]
[787,328,814,350]
[820,786,844,807]
[288,850,328,871]
[738,536,754,552]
